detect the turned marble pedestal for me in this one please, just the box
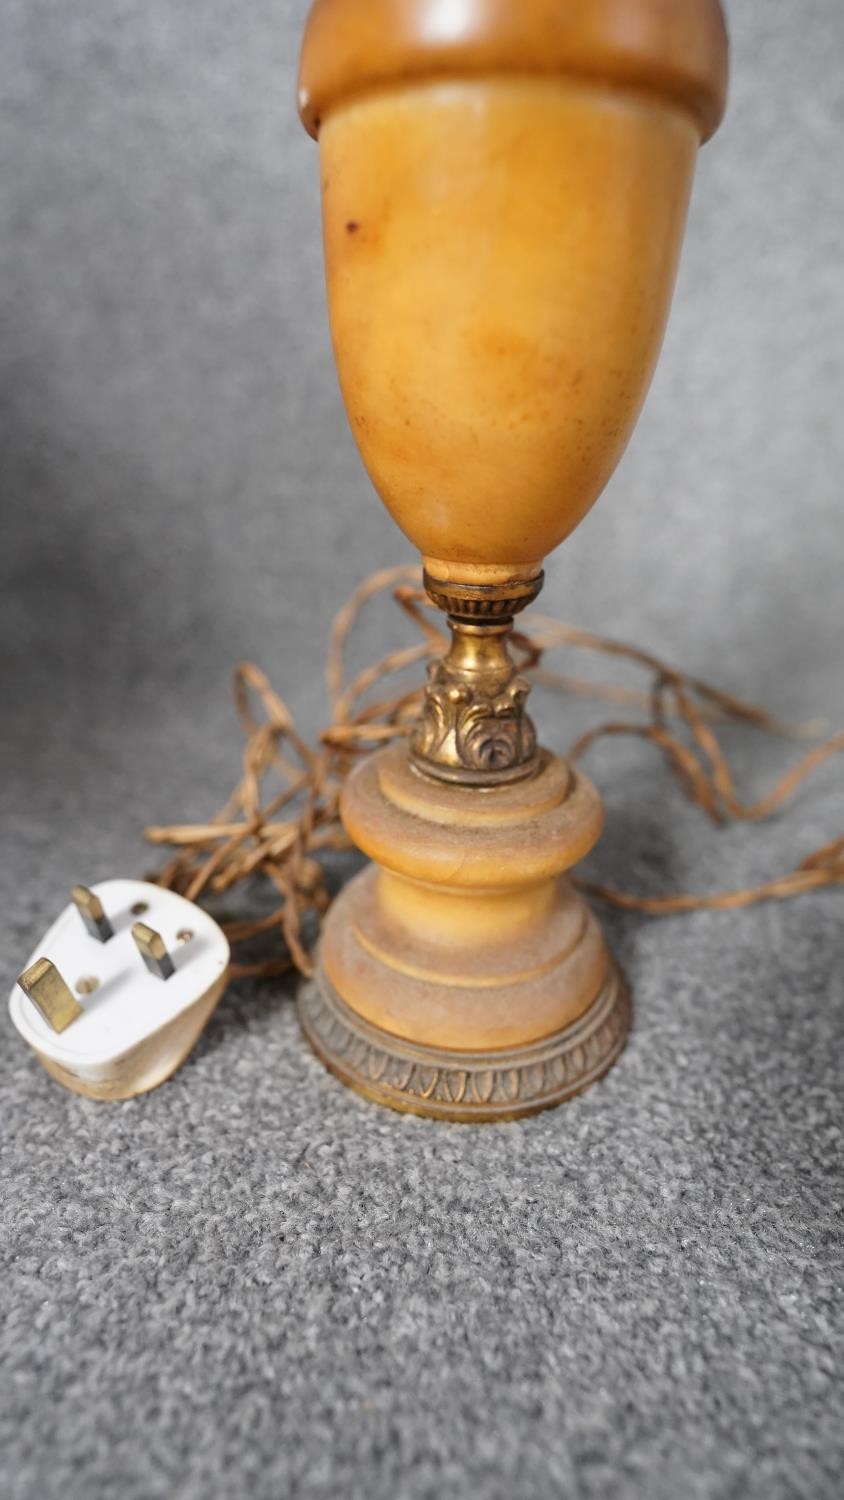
[300,743,630,1121]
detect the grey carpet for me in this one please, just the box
[1,2,842,1497]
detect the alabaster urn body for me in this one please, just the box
[296,0,727,1119]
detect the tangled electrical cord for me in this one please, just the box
[146,566,844,981]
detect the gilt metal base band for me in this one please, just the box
[299,962,631,1122]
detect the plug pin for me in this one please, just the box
[132,922,175,981]
[71,885,114,943]
[18,957,84,1033]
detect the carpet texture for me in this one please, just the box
[1,2,842,1497]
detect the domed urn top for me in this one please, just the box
[299,0,728,144]
[298,0,728,583]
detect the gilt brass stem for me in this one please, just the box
[410,572,544,786]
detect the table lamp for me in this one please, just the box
[296,0,728,1119]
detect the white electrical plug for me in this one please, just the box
[9,879,230,1100]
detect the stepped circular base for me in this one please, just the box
[299,961,630,1123]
